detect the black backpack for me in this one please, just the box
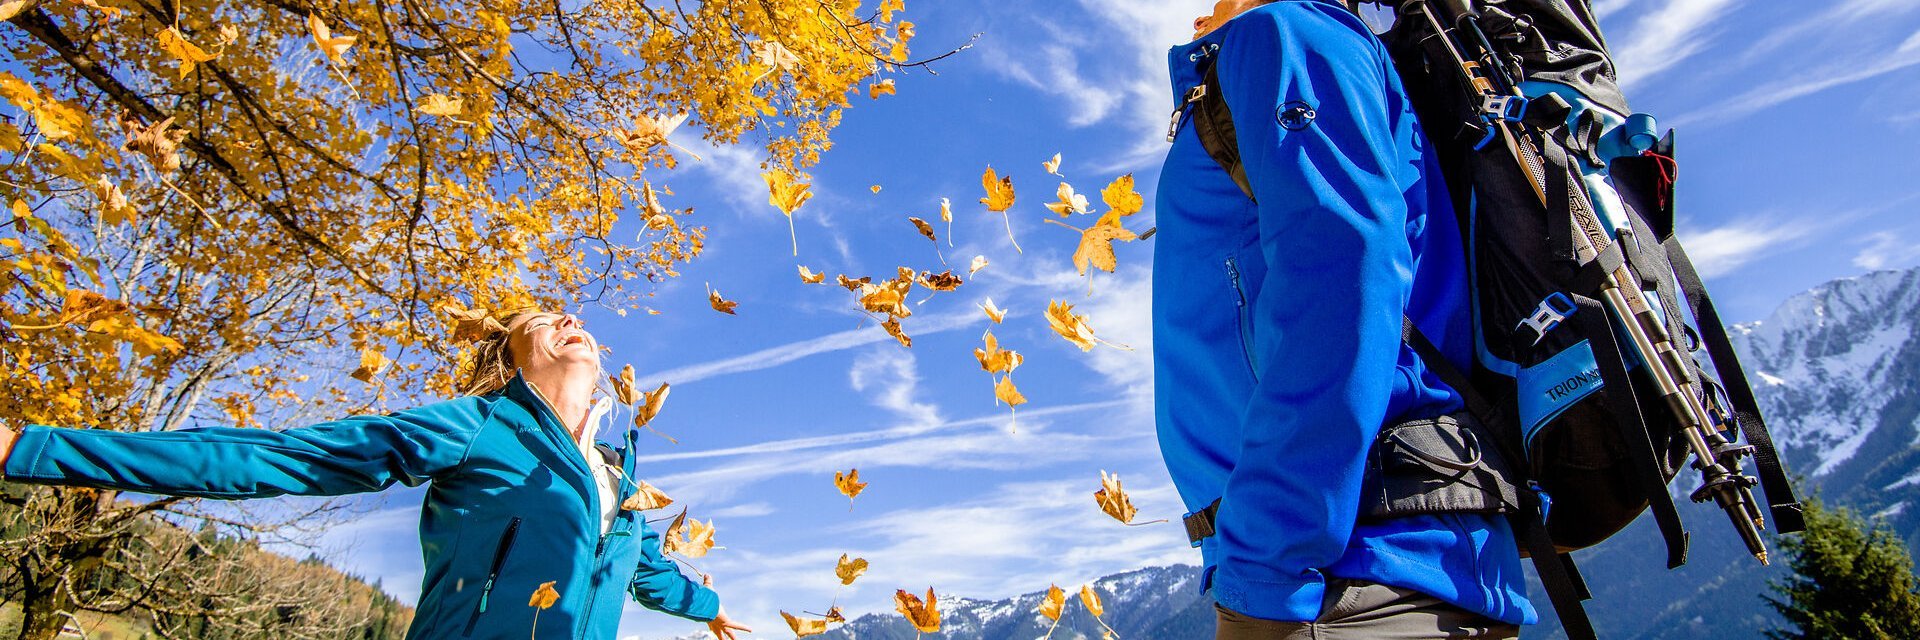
[1178,1,1805,637]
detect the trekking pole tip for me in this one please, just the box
[1756,551,1770,566]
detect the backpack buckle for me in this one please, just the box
[1166,84,1211,142]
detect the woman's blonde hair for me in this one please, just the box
[460,311,533,396]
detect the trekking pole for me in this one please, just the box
[1405,0,1773,564]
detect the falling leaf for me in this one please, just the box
[974,331,1023,374]
[1095,470,1139,524]
[93,177,134,225]
[121,116,184,173]
[825,606,847,624]
[871,184,883,194]
[981,298,1008,324]
[622,112,690,151]
[994,375,1027,408]
[1039,584,1066,621]
[439,300,506,342]
[894,588,942,634]
[621,480,674,511]
[968,255,989,276]
[1043,153,1064,177]
[635,382,671,428]
[661,509,689,554]
[529,581,559,609]
[940,197,953,246]
[349,348,389,384]
[834,469,868,505]
[1080,584,1105,617]
[917,270,962,292]
[836,274,872,292]
[1046,300,1128,351]
[0,2,26,21]
[763,170,813,255]
[708,285,738,315]
[909,217,937,243]
[869,78,897,99]
[798,265,826,284]
[157,27,218,79]
[782,611,831,637]
[979,167,1022,253]
[663,511,717,559]
[416,94,467,122]
[1073,220,1138,276]
[858,274,912,317]
[877,0,905,23]
[308,13,356,65]
[1045,182,1090,217]
[611,364,638,405]
[881,317,912,347]
[1101,174,1144,217]
[836,554,869,586]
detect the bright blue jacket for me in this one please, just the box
[2,373,718,639]
[1153,0,1535,625]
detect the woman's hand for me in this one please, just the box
[707,607,752,640]
[0,425,17,474]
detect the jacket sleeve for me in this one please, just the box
[1206,4,1421,622]
[1,397,488,498]
[628,516,721,622]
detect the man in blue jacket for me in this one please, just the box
[1156,1,1535,636]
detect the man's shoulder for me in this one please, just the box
[1227,0,1376,47]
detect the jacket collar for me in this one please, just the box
[1168,31,1227,100]
[498,371,615,445]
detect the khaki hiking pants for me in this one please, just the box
[1214,579,1520,640]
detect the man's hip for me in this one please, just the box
[1215,578,1519,640]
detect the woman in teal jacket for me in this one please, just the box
[0,311,751,640]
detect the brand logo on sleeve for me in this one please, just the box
[1277,101,1316,131]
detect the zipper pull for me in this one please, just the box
[1167,84,1209,142]
[479,580,494,613]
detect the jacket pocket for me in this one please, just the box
[462,516,523,637]
[1226,257,1258,380]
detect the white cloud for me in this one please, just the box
[1671,45,1920,127]
[1072,0,1201,170]
[674,130,766,214]
[849,345,943,430]
[1681,221,1805,279]
[1610,0,1738,91]
[982,43,1124,128]
[1853,230,1920,271]
[704,502,778,519]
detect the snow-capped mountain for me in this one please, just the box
[817,565,1209,640]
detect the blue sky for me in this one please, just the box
[290,1,1920,637]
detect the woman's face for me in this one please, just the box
[506,312,601,380]
[1194,0,1264,39]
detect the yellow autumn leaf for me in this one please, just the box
[1073,220,1138,276]
[868,78,896,99]
[798,265,827,284]
[836,553,869,586]
[1046,182,1090,217]
[349,348,389,384]
[973,331,1022,374]
[1047,300,1129,351]
[1095,470,1139,525]
[918,270,962,292]
[157,27,219,79]
[894,588,941,634]
[611,364,637,405]
[981,298,1008,323]
[1039,584,1066,621]
[881,316,911,348]
[878,0,906,23]
[940,197,953,246]
[528,581,559,609]
[93,177,134,226]
[1102,174,1144,217]
[307,13,356,66]
[1044,153,1064,177]
[635,382,671,428]
[624,112,689,151]
[871,184,883,194]
[979,167,1021,253]
[439,300,506,342]
[0,1,25,21]
[763,170,813,255]
[782,611,831,637]
[826,606,847,624]
[1080,584,1106,618]
[834,468,868,505]
[968,255,989,276]
[708,285,738,315]
[121,116,184,172]
[751,40,800,73]
[909,217,937,244]
[621,480,674,511]
[416,93,466,121]
[995,375,1027,407]
[682,517,717,558]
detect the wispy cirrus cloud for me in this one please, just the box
[1682,220,1810,279]
[639,310,983,388]
[1610,0,1739,91]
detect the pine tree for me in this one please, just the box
[1766,500,1920,639]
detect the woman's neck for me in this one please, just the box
[522,368,597,439]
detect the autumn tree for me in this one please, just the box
[1766,500,1920,640]
[0,0,936,638]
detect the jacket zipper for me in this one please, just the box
[1226,257,1258,378]
[463,516,523,637]
[520,380,609,637]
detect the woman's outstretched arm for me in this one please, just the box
[0,397,489,499]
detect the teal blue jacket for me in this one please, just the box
[2,373,719,639]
